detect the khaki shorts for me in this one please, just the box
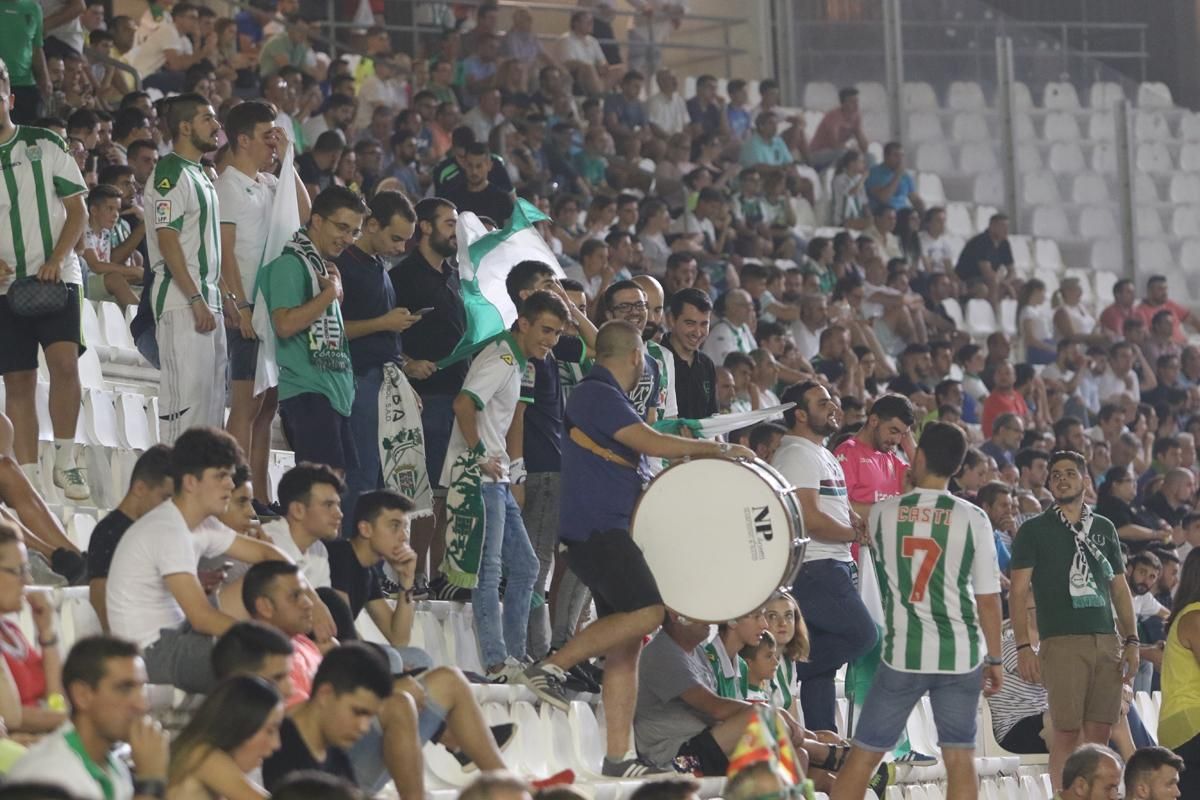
[1039,633,1124,730]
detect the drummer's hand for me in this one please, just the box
[725,444,756,460]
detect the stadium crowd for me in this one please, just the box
[0,0,1197,798]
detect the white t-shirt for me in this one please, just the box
[126,19,191,78]
[301,114,332,151]
[106,501,237,649]
[262,518,330,590]
[646,92,688,135]
[38,0,84,53]
[702,318,754,366]
[559,31,605,66]
[791,321,823,362]
[918,230,957,271]
[8,722,133,800]
[771,434,852,562]
[440,333,525,486]
[1096,367,1140,402]
[1132,591,1167,620]
[215,166,279,298]
[356,75,408,129]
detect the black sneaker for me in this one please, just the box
[428,574,472,602]
[601,756,673,778]
[453,723,516,771]
[520,662,570,711]
[577,659,604,685]
[868,762,895,798]
[564,664,600,694]
[251,499,280,518]
[411,574,430,601]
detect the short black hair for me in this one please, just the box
[667,287,711,318]
[1128,551,1163,573]
[749,423,787,450]
[352,490,414,532]
[781,380,823,429]
[975,480,1011,509]
[519,290,570,323]
[212,620,294,680]
[163,92,212,139]
[451,126,476,150]
[505,260,556,306]
[1053,416,1083,440]
[224,100,276,151]
[368,190,415,228]
[241,560,301,617]
[868,394,915,427]
[1124,746,1184,795]
[86,183,122,209]
[1048,449,1088,474]
[312,185,367,220]
[171,427,243,487]
[628,777,702,800]
[465,141,490,159]
[277,462,346,516]
[311,643,393,700]
[130,443,173,488]
[62,635,140,712]
[271,772,367,800]
[126,138,157,160]
[1015,447,1048,473]
[918,422,967,478]
[97,164,135,187]
[838,86,859,103]
[1152,435,1182,459]
[603,279,643,312]
[112,107,150,141]
[67,108,100,133]
[312,129,347,154]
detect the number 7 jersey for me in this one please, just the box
[868,488,1001,674]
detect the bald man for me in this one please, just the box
[703,289,756,366]
[518,320,753,777]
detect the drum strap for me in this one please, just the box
[569,426,636,469]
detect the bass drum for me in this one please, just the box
[631,458,807,622]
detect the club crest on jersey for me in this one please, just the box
[26,146,41,162]
[155,201,171,225]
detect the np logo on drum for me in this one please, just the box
[744,505,774,562]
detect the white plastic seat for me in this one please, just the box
[1136,172,1159,203]
[1138,239,1174,273]
[446,605,484,675]
[965,299,999,338]
[1087,110,1115,142]
[951,111,990,142]
[1136,206,1164,236]
[916,173,945,207]
[971,171,1005,206]
[903,82,937,111]
[914,142,953,174]
[97,302,139,364]
[1016,143,1043,172]
[1048,142,1086,174]
[566,701,606,777]
[1035,267,1062,296]
[68,513,97,551]
[802,81,838,110]
[1179,238,1200,272]
[1071,172,1108,203]
[1092,142,1118,173]
[974,205,999,233]
[1014,113,1036,141]
[1091,239,1123,274]
[999,297,1018,337]
[948,81,986,111]
[1043,111,1082,142]
[940,298,965,329]
[862,110,890,143]
[78,347,104,391]
[1031,206,1071,239]
[856,81,888,113]
[1020,775,1049,800]
[907,112,943,143]
[1171,207,1200,238]
[1135,110,1170,142]
[116,393,152,450]
[1009,235,1034,270]
[959,142,998,173]
[1088,81,1125,109]
[1095,269,1121,303]
[1022,172,1061,205]
[1180,142,1200,172]
[1035,238,1065,271]
[1180,111,1200,140]
[945,203,975,238]
[83,389,120,449]
[81,301,106,356]
[1043,81,1081,110]
[1079,206,1118,239]
[1137,81,1174,108]
[144,396,160,445]
[1012,81,1034,110]
[1136,142,1174,175]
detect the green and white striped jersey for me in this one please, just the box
[0,126,88,294]
[869,488,1002,674]
[144,152,221,319]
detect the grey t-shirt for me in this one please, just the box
[634,632,716,767]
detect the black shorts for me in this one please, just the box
[565,528,663,618]
[677,729,728,776]
[0,283,84,374]
[279,392,359,472]
[226,322,259,382]
[997,713,1048,755]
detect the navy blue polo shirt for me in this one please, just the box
[521,336,587,474]
[336,245,401,372]
[560,365,651,542]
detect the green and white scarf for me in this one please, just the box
[442,442,486,589]
[1055,504,1113,609]
[282,229,351,374]
[379,363,432,518]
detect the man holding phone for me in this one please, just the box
[337,191,422,530]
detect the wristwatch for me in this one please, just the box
[983,655,1003,667]
[133,778,167,799]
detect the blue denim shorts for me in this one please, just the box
[852,663,982,752]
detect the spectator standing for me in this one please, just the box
[442,143,514,225]
[217,101,311,507]
[260,187,365,473]
[0,11,52,122]
[7,635,171,800]
[1159,549,1200,795]
[1009,451,1141,792]
[663,288,717,420]
[0,61,90,500]
[865,141,922,214]
[771,382,878,732]
[145,93,225,445]
[626,0,685,75]
[807,87,869,171]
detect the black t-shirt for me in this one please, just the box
[887,374,933,396]
[326,539,383,619]
[1144,492,1188,528]
[388,250,467,398]
[522,337,586,474]
[441,182,514,226]
[336,245,401,372]
[296,153,333,193]
[86,510,134,580]
[811,354,846,385]
[955,232,1014,282]
[1097,496,1134,532]
[665,336,717,420]
[263,717,355,791]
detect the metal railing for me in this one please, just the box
[92,51,142,92]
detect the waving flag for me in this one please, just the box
[437,199,563,368]
[651,404,795,439]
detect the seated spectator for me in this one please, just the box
[702,290,755,366]
[980,412,1023,470]
[830,150,869,230]
[1124,746,1185,800]
[865,141,922,214]
[886,343,934,399]
[604,70,648,139]
[1138,436,1184,503]
[1014,448,1052,509]
[87,444,175,631]
[258,14,319,80]
[559,11,622,95]
[981,361,1029,439]
[1100,278,1139,340]
[302,93,356,152]
[808,87,869,171]
[1143,309,1183,369]
[0,521,65,735]
[1097,466,1174,553]
[954,213,1013,296]
[1154,550,1180,609]
[739,112,795,175]
[261,644,393,790]
[8,635,170,797]
[105,427,291,694]
[462,89,505,144]
[296,130,346,197]
[687,74,729,140]
[1144,468,1195,531]
[1137,274,1200,345]
[502,7,560,84]
[1098,342,1156,405]
[1052,276,1104,346]
[1016,279,1055,365]
[80,184,142,306]
[167,675,284,797]
[127,2,213,91]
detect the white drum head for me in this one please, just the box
[632,459,801,622]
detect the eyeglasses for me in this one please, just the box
[611,302,648,313]
[330,220,362,238]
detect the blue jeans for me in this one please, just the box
[853,663,983,751]
[474,483,539,668]
[791,559,879,732]
[343,366,385,535]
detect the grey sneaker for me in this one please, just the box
[520,661,570,711]
[28,551,67,588]
[601,756,673,778]
[487,657,526,684]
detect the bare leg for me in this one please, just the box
[410,513,435,579]
[101,274,140,307]
[0,456,78,554]
[598,637,640,759]
[429,496,447,577]
[45,342,82,444]
[419,667,504,770]
[545,604,663,672]
[250,388,277,504]
[942,748,979,800]
[827,747,883,800]
[3,371,39,465]
[226,380,260,477]
[379,690,425,800]
[1049,728,1081,794]
[0,506,57,558]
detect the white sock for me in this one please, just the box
[20,463,40,484]
[53,439,76,471]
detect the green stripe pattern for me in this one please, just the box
[31,156,54,263]
[928,493,956,671]
[0,146,27,276]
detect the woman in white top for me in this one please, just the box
[830,150,870,230]
[1053,276,1110,346]
[1017,278,1056,365]
[167,676,283,800]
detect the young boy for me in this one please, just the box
[441,291,571,679]
[82,184,143,306]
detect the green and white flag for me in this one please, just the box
[437,199,564,368]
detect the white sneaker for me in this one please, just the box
[487,656,526,684]
[53,465,91,502]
